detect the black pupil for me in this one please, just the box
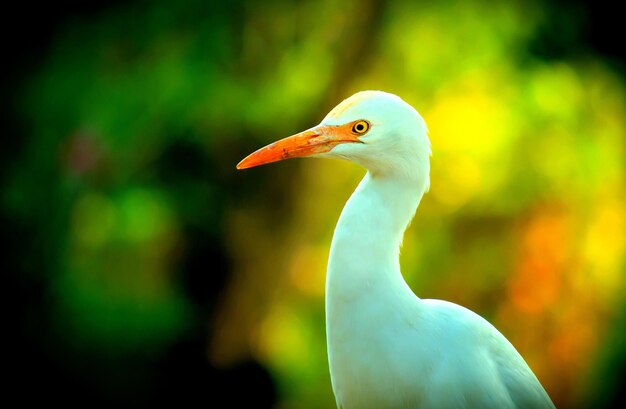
[356,123,364,131]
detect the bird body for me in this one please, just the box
[238,91,555,408]
[326,172,552,409]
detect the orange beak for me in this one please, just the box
[236,123,361,170]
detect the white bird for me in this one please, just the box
[237,91,555,409]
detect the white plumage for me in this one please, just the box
[238,91,555,409]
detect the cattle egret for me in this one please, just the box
[237,91,555,408]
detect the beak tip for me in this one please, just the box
[236,156,257,170]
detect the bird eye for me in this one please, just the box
[351,120,370,135]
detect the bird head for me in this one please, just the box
[237,90,431,183]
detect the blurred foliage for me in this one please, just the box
[4,0,625,408]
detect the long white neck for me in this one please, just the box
[325,170,428,404]
[325,171,427,306]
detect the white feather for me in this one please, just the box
[318,91,554,409]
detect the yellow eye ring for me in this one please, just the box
[352,120,370,135]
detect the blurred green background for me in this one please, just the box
[3,0,625,407]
